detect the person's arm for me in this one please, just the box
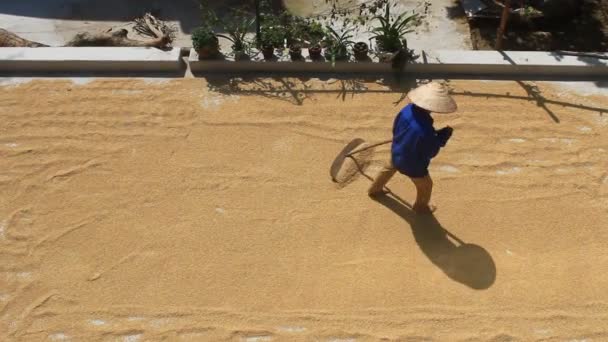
[417,134,441,160]
[418,127,453,159]
[436,126,453,147]
[392,111,402,137]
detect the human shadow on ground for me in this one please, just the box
[373,193,497,290]
[203,73,417,106]
[329,154,496,289]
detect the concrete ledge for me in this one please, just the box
[423,50,608,77]
[2,48,605,78]
[190,49,608,78]
[0,47,182,72]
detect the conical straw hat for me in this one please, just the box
[407,82,457,114]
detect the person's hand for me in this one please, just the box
[438,126,453,140]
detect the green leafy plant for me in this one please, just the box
[258,1,287,48]
[199,0,220,28]
[284,17,324,44]
[191,26,219,58]
[194,0,221,59]
[523,5,542,15]
[519,5,543,19]
[285,15,306,45]
[370,3,419,53]
[261,27,285,48]
[260,18,286,47]
[306,22,324,59]
[324,26,355,65]
[302,20,326,45]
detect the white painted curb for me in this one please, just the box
[0,48,605,78]
[0,47,182,72]
[424,50,608,76]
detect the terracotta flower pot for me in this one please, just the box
[194,36,220,59]
[353,42,369,61]
[289,44,303,61]
[196,36,219,60]
[325,46,348,62]
[234,50,250,61]
[308,44,322,59]
[261,43,275,60]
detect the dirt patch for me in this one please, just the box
[469,0,608,51]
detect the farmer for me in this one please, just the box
[368,82,457,214]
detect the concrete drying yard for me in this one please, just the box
[2,1,608,341]
[1,77,608,341]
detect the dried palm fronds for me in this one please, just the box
[133,13,177,45]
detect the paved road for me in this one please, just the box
[0,0,471,50]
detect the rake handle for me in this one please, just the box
[346,139,392,157]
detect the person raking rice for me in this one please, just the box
[368,82,457,215]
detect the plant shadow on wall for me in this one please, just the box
[491,51,608,121]
[449,80,608,123]
[204,73,417,106]
[375,193,496,290]
[549,51,608,88]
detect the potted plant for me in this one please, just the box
[308,42,323,60]
[324,26,355,66]
[302,20,326,44]
[260,16,286,60]
[353,41,369,61]
[260,41,275,60]
[192,26,220,59]
[285,15,305,46]
[370,3,419,61]
[289,42,303,61]
[285,16,305,61]
[301,19,325,60]
[217,17,255,61]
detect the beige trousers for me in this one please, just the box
[368,162,434,209]
[368,163,397,195]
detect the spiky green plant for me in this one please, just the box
[324,26,355,66]
[217,17,255,55]
[370,3,419,53]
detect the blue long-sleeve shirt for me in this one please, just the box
[391,104,450,178]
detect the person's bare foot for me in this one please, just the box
[413,204,437,215]
[368,188,389,197]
